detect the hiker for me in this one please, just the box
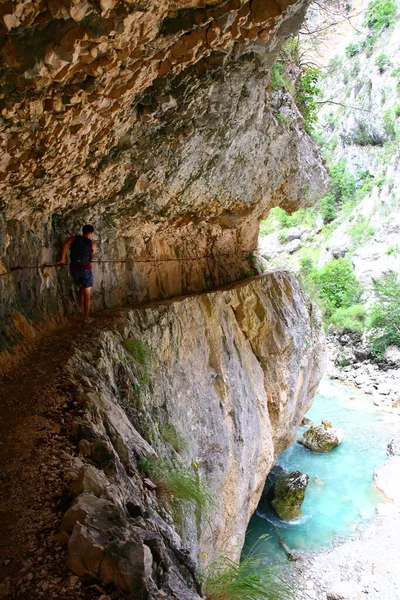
[56,224,96,322]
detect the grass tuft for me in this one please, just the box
[122,338,152,384]
[201,554,293,600]
[139,457,213,511]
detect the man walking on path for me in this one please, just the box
[57,224,96,322]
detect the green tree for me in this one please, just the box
[368,271,400,356]
[296,66,322,135]
[364,0,397,30]
[309,258,361,320]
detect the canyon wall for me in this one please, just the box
[0,0,328,349]
[62,273,326,598]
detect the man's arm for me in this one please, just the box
[56,237,75,265]
[91,241,97,256]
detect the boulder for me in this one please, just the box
[384,345,400,364]
[327,580,362,600]
[285,227,304,242]
[71,465,110,498]
[286,239,302,254]
[301,417,313,426]
[373,456,400,500]
[298,420,343,452]
[270,471,309,521]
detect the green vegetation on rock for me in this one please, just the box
[364,0,397,31]
[303,258,362,323]
[201,554,293,600]
[368,271,400,356]
[122,338,152,385]
[330,304,366,333]
[139,457,213,511]
[270,471,309,521]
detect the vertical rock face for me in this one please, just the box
[65,274,325,595]
[0,0,329,350]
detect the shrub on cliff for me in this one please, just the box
[320,161,356,223]
[368,271,400,356]
[364,0,397,31]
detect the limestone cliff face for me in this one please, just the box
[63,274,325,597]
[0,0,328,349]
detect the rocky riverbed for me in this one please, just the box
[327,332,400,413]
[284,383,400,600]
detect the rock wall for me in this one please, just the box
[62,274,325,597]
[0,0,328,350]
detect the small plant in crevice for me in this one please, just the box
[200,553,293,600]
[375,53,391,73]
[139,457,214,512]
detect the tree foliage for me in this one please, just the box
[364,0,397,30]
[368,272,400,356]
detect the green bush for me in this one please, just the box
[368,271,400,356]
[330,304,366,332]
[309,258,362,319]
[375,53,391,73]
[345,42,361,58]
[299,256,314,276]
[295,66,322,135]
[383,109,396,136]
[278,230,288,244]
[270,62,287,90]
[348,220,375,246]
[201,555,293,600]
[320,161,357,223]
[364,0,397,30]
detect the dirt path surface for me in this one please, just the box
[0,316,112,599]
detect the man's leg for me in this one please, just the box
[83,287,92,321]
[78,287,85,312]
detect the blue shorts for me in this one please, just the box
[70,268,93,288]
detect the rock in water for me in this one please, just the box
[270,471,309,521]
[299,420,343,452]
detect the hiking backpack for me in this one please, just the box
[70,236,92,266]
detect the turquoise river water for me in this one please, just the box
[244,378,396,564]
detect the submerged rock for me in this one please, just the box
[299,420,343,452]
[270,471,309,521]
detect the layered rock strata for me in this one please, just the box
[61,274,325,596]
[0,0,328,350]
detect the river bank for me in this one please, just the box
[290,494,400,600]
[287,378,400,600]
